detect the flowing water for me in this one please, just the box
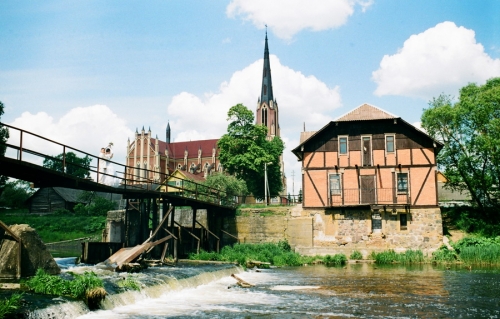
[60,263,500,319]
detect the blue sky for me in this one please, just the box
[1,0,499,194]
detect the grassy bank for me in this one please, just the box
[0,209,105,243]
[189,240,347,267]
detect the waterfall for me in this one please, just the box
[25,264,242,319]
[26,301,89,319]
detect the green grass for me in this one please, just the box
[324,254,347,266]
[117,276,141,291]
[26,269,103,300]
[189,241,347,267]
[431,245,457,263]
[0,209,105,243]
[371,249,425,264]
[349,250,363,260]
[0,293,23,318]
[190,240,309,267]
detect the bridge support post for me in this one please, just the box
[169,204,177,262]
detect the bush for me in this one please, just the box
[432,246,457,263]
[349,250,363,260]
[26,269,104,301]
[189,240,305,267]
[372,249,424,264]
[0,293,23,318]
[117,276,141,291]
[324,254,347,266]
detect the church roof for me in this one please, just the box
[150,138,218,159]
[335,103,398,121]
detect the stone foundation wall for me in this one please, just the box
[224,205,443,256]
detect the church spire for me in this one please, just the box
[166,122,171,144]
[260,29,274,104]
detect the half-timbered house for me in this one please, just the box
[292,104,444,252]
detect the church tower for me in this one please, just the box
[256,30,279,139]
[255,31,286,194]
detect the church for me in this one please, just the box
[125,32,285,189]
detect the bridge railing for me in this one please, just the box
[0,122,237,208]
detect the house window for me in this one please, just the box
[386,135,395,153]
[339,136,348,155]
[329,174,341,195]
[400,213,408,230]
[397,173,408,193]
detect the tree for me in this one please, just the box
[421,77,500,211]
[0,101,9,198]
[0,179,35,208]
[43,152,92,179]
[203,172,248,203]
[217,104,284,199]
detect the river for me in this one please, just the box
[60,262,500,319]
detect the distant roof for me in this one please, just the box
[141,138,219,160]
[335,103,398,122]
[300,131,316,144]
[30,187,122,203]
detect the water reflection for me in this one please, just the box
[75,263,500,319]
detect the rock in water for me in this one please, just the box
[0,224,61,278]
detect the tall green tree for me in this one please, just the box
[43,152,92,179]
[218,104,284,199]
[421,77,500,210]
[0,101,10,198]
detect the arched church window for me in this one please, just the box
[262,108,268,127]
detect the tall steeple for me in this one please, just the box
[256,29,279,139]
[166,122,171,144]
[260,29,274,104]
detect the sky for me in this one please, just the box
[1,0,499,194]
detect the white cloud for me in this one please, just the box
[7,105,133,175]
[166,55,341,193]
[226,0,372,40]
[373,21,500,100]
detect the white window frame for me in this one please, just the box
[361,135,372,166]
[329,173,341,196]
[385,134,396,154]
[338,135,349,155]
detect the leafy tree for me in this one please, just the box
[0,100,9,198]
[74,196,116,216]
[203,172,248,203]
[217,104,284,200]
[421,77,500,211]
[43,152,92,179]
[0,179,35,208]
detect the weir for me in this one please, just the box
[25,261,242,318]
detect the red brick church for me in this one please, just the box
[125,32,285,188]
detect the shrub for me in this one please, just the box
[0,293,23,318]
[189,240,301,267]
[349,250,363,260]
[432,246,457,263]
[324,254,347,266]
[26,269,104,303]
[117,276,141,291]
